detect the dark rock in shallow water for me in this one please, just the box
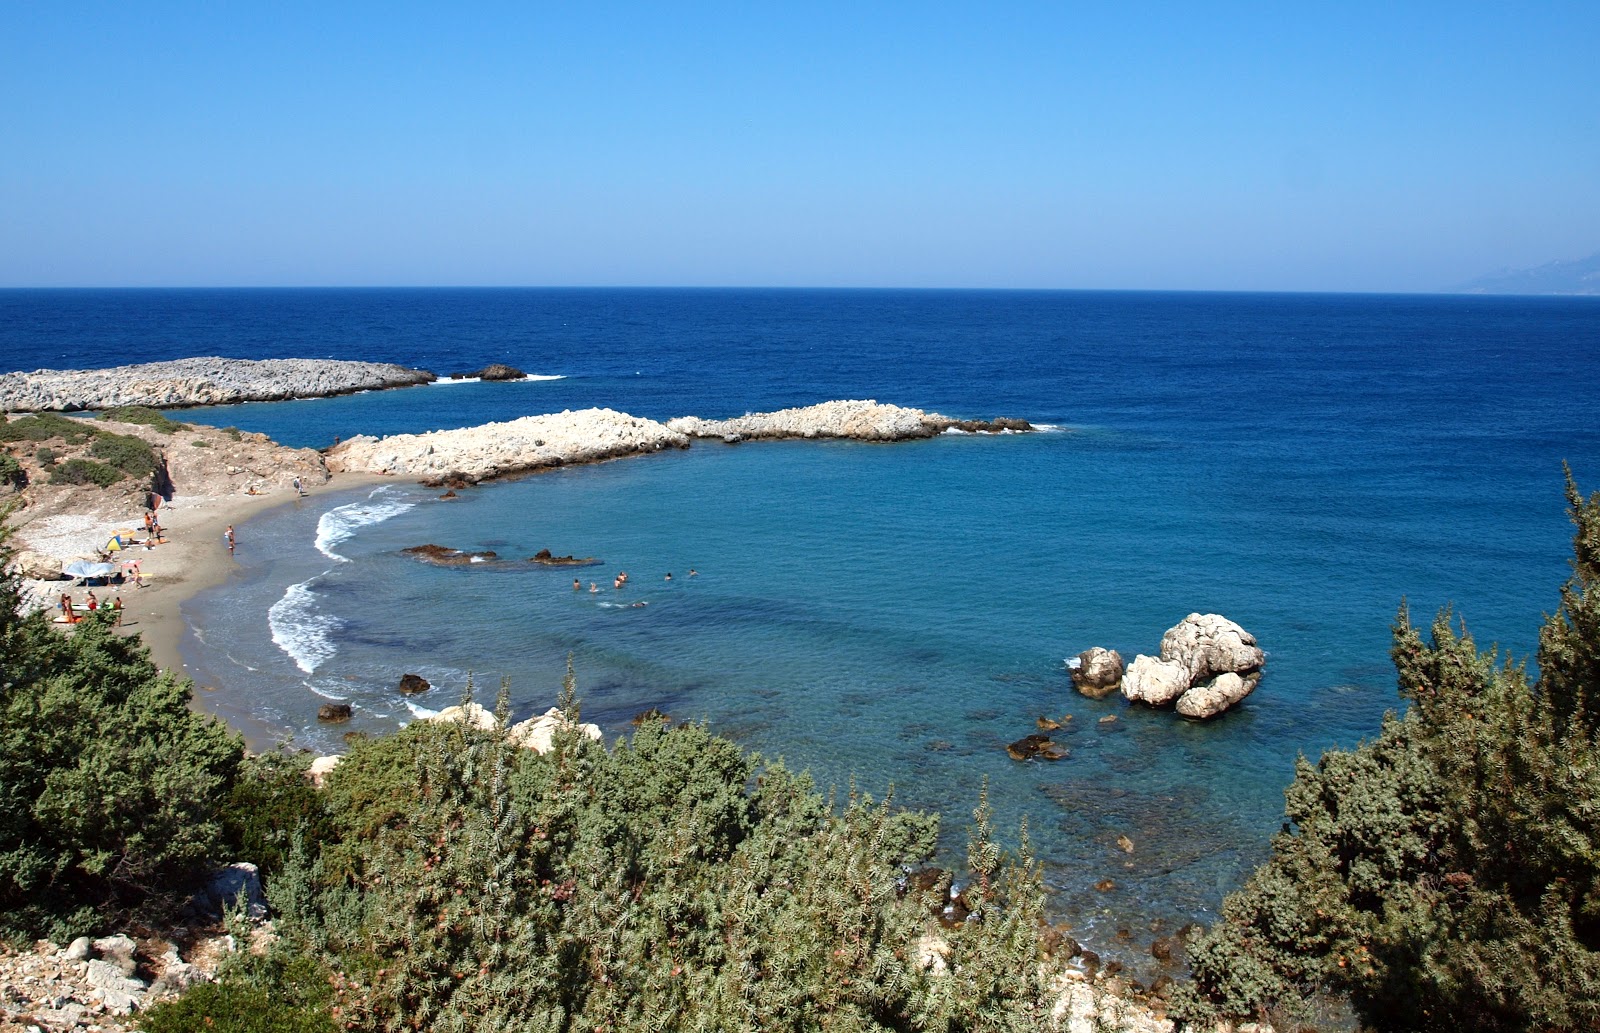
[528,548,601,566]
[403,544,498,565]
[631,708,671,726]
[398,673,431,695]
[1006,733,1068,761]
[453,363,525,381]
[318,703,352,723]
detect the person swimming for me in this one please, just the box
[589,582,599,593]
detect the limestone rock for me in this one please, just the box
[1120,656,1190,706]
[194,862,267,920]
[327,408,689,483]
[306,755,343,787]
[11,549,66,580]
[1071,647,1124,699]
[1159,613,1264,685]
[1176,671,1262,719]
[667,400,1030,442]
[507,707,603,753]
[91,935,138,978]
[64,936,92,961]
[0,357,434,412]
[425,702,498,731]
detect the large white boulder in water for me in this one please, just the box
[1120,655,1190,706]
[1159,613,1265,685]
[507,707,603,753]
[1176,671,1262,719]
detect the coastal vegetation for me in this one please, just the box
[5,478,1600,1030]
[0,411,163,489]
[1174,471,1600,1032]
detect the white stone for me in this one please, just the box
[1120,655,1191,707]
[1177,671,1261,719]
[425,702,499,731]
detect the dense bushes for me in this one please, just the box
[47,457,123,487]
[89,431,160,478]
[100,405,183,434]
[0,541,245,940]
[263,677,1058,1031]
[0,412,94,444]
[1175,472,1600,1033]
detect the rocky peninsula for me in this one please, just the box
[325,401,1028,484]
[667,399,1032,442]
[0,357,435,412]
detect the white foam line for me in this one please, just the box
[315,486,416,561]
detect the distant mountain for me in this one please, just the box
[1456,252,1600,295]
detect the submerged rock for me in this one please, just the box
[1007,733,1069,761]
[403,543,499,565]
[528,548,601,566]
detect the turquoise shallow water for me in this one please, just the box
[6,287,1599,951]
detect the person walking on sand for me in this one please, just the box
[225,525,235,553]
[111,596,123,626]
[293,475,304,496]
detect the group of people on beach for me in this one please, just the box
[56,590,123,625]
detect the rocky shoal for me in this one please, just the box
[0,358,435,412]
[325,402,1031,484]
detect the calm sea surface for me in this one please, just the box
[5,287,1599,947]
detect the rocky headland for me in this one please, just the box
[325,408,691,483]
[325,401,1028,485]
[0,357,435,412]
[666,399,1032,442]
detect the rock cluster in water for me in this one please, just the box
[666,399,1032,442]
[0,357,435,412]
[1121,613,1265,719]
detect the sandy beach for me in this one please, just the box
[16,468,390,746]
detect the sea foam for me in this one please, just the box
[315,488,414,561]
[268,579,342,674]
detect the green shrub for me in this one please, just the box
[99,405,182,434]
[0,453,23,488]
[283,671,1056,1032]
[89,432,159,478]
[190,438,211,447]
[0,412,95,444]
[35,446,57,466]
[223,426,243,441]
[139,946,334,1033]
[48,457,122,487]
[1175,471,1600,1033]
[222,752,328,880]
[0,569,245,940]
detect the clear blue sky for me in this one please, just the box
[2,2,1596,291]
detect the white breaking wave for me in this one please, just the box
[315,488,415,561]
[404,700,441,719]
[268,579,343,674]
[521,374,564,381]
[431,376,481,385]
[428,373,564,385]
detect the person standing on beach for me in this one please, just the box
[225,525,235,553]
[293,476,304,496]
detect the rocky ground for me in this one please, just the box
[0,358,433,413]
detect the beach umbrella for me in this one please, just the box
[62,561,117,579]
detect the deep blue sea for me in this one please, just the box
[5,287,1599,951]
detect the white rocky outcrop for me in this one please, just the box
[507,707,604,753]
[326,408,689,482]
[1159,613,1265,685]
[306,755,343,787]
[1121,614,1265,719]
[0,357,434,412]
[1120,656,1191,707]
[424,702,499,731]
[1176,670,1262,719]
[667,400,1029,442]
